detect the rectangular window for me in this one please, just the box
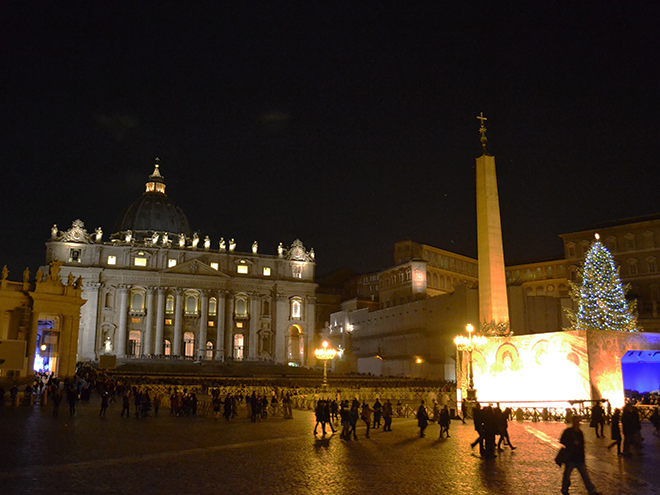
[237,265,248,274]
[263,267,271,276]
[210,262,219,270]
[208,321,215,327]
[69,249,82,263]
[168,259,177,268]
[107,255,117,265]
[236,322,244,328]
[165,318,173,325]
[134,258,147,267]
[131,317,141,324]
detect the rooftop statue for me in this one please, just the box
[219,237,226,251]
[229,239,236,252]
[252,241,258,254]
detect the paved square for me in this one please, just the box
[1,400,659,494]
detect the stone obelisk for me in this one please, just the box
[475,113,510,335]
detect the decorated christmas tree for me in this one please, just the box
[565,233,640,332]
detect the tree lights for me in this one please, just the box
[566,233,640,332]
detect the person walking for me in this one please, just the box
[439,405,451,438]
[496,407,516,450]
[361,401,373,438]
[382,399,393,432]
[558,416,601,495]
[349,400,360,440]
[372,399,382,429]
[607,408,622,455]
[470,402,485,454]
[99,391,109,417]
[591,402,605,438]
[416,400,429,438]
[120,391,131,418]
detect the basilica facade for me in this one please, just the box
[45,161,317,366]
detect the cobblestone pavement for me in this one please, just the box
[1,400,659,495]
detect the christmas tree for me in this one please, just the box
[565,234,640,332]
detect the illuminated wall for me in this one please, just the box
[456,330,660,408]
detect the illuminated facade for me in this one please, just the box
[455,329,660,408]
[45,161,317,366]
[0,263,85,378]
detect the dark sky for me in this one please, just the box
[2,2,660,277]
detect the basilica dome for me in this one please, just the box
[112,161,192,240]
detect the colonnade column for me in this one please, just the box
[154,287,166,355]
[248,293,259,360]
[274,294,288,363]
[80,281,102,360]
[115,284,130,357]
[304,296,316,367]
[215,291,226,361]
[198,290,209,360]
[143,287,155,356]
[173,288,184,356]
[224,292,234,360]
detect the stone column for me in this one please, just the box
[248,293,259,360]
[303,295,316,366]
[115,284,130,357]
[154,287,166,356]
[224,292,234,359]
[215,291,226,361]
[173,289,184,356]
[80,281,102,360]
[198,290,209,360]
[274,294,288,363]
[143,287,155,356]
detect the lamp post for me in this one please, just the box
[314,340,337,391]
[454,323,487,401]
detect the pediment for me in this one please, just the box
[163,259,228,277]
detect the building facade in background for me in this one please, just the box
[45,162,317,366]
[0,263,85,378]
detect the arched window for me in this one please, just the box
[166,295,175,314]
[208,297,217,316]
[105,292,113,308]
[625,234,636,251]
[291,298,302,319]
[130,292,143,312]
[164,339,172,356]
[206,341,214,360]
[185,294,198,315]
[263,299,270,316]
[628,259,639,276]
[648,257,657,274]
[183,332,195,357]
[607,236,617,253]
[235,295,248,316]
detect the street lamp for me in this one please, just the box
[314,340,337,391]
[454,323,487,401]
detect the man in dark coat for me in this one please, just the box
[416,400,429,438]
[559,416,601,495]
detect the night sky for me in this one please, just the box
[2,2,660,278]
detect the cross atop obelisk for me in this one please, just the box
[475,114,510,336]
[477,112,488,153]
